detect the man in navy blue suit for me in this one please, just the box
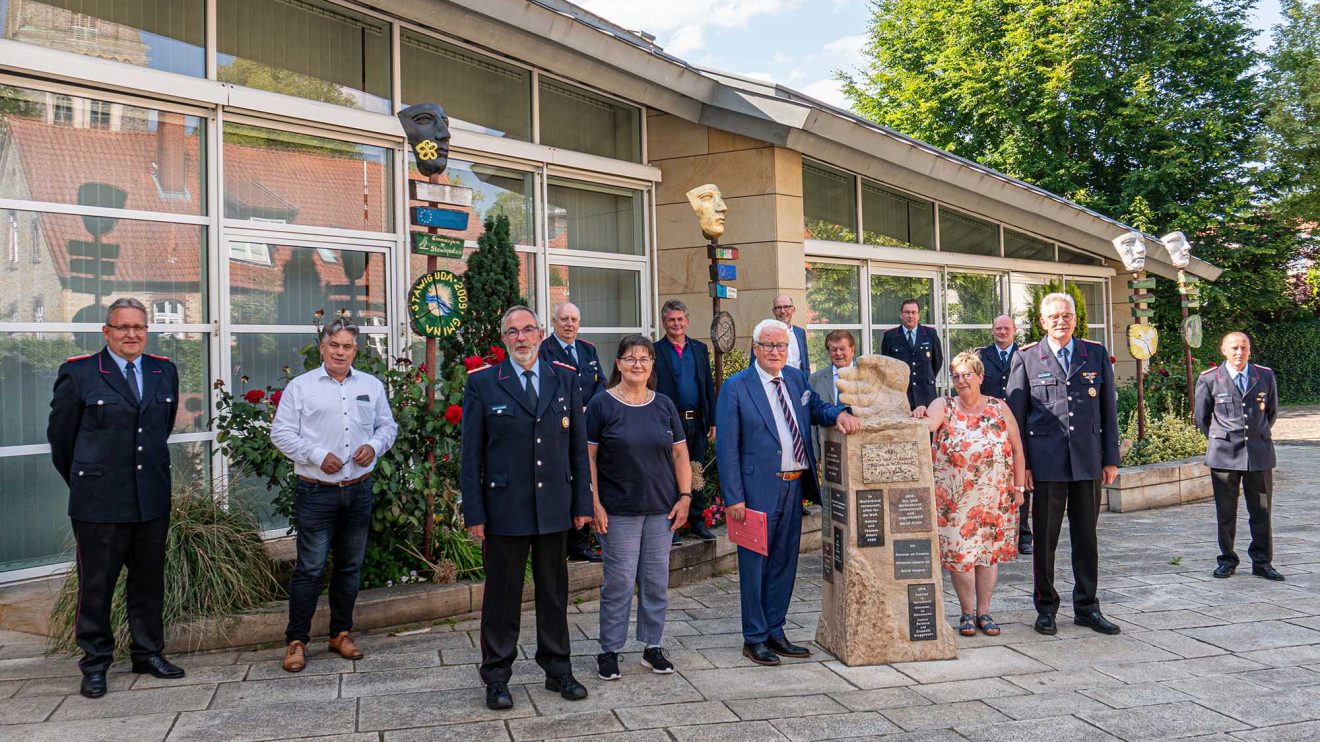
[717,319,860,666]
[654,299,718,543]
[880,299,942,411]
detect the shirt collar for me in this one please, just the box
[754,361,781,386]
[1046,337,1075,357]
[315,364,353,381]
[509,358,539,380]
[556,335,575,353]
[1227,362,1250,379]
[105,347,134,371]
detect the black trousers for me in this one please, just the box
[1031,480,1101,616]
[479,531,571,684]
[1211,468,1273,569]
[1019,490,1034,547]
[71,516,169,674]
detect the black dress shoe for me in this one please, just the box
[1074,612,1122,635]
[1019,542,1033,555]
[1213,564,1235,578]
[766,636,811,658]
[485,682,513,710]
[742,641,781,666]
[1252,565,1285,581]
[80,671,107,699]
[1034,613,1057,635]
[131,655,185,679]
[546,673,588,700]
[690,521,718,542]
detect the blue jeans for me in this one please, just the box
[285,478,373,645]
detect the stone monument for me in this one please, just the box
[815,355,958,665]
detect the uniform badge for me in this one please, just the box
[1037,372,1053,379]
[1082,371,1098,382]
[491,404,508,415]
[561,416,570,429]
[1088,387,1097,398]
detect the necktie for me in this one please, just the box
[523,370,538,409]
[1000,349,1009,365]
[567,343,578,367]
[124,360,140,403]
[1057,346,1069,372]
[1236,373,1247,395]
[907,329,915,347]
[771,378,807,468]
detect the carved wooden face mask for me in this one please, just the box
[397,103,451,177]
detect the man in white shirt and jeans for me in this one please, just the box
[271,317,398,672]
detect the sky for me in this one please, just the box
[575,0,1287,111]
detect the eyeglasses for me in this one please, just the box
[773,305,794,311]
[106,323,148,335]
[619,357,653,367]
[1044,313,1076,323]
[502,325,539,338]
[756,342,790,352]
[950,372,980,381]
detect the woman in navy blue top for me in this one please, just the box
[587,335,691,681]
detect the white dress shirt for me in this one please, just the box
[831,365,843,403]
[755,362,808,472]
[271,365,398,482]
[787,326,803,370]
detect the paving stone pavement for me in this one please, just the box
[3,441,1320,741]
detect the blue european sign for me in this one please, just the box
[710,263,737,281]
[411,206,470,231]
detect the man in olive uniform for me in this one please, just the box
[978,314,1032,554]
[47,298,186,699]
[880,299,942,411]
[1006,293,1121,637]
[462,306,593,711]
[1193,332,1282,581]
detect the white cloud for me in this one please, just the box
[574,0,799,54]
[738,71,777,83]
[802,78,849,109]
[821,33,868,68]
[667,26,705,55]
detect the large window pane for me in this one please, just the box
[2,0,204,77]
[408,159,535,247]
[1,87,205,215]
[1059,245,1104,266]
[547,265,640,328]
[223,124,393,233]
[940,209,999,256]
[217,0,390,113]
[803,161,857,242]
[538,79,640,162]
[0,331,210,447]
[805,262,860,325]
[0,451,73,572]
[401,31,531,140]
[1004,230,1054,261]
[946,272,1002,325]
[1010,276,1050,343]
[861,181,933,250]
[546,179,643,256]
[230,332,385,395]
[1070,280,1107,343]
[228,243,386,326]
[871,274,934,328]
[947,329,993,359]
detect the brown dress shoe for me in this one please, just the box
[283,641,306,673]
[329,631,364,660]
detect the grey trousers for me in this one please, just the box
[598,513,673,653]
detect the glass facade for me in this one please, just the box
[1,0,205,77]
[939,208,999,257]
[803,161,857,242]
[538,79,641,162]
[861,180,933,250]
[400,31,532,140]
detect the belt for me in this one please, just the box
[680,410,697,420]
[775,470,805,481]
[298,472,371,488]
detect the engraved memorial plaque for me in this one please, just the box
[907,583,938,641]
[861,441,920,483]
[893,538,933,580]
[855,489,884,547]
[824,440,843,485]
[888,487,933,534]
[833,527,844,572]
[822,539,833,583]
[830,488,848,525]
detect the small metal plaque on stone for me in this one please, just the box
[822,540,833,583]
[893,538,933,580]
[888,487,933,534]
[833,527,844,572]
[861,441,921,483]
[824,440,843,484]
[855,489,884,548]
[830,489,848,525]
[907,583,938,641]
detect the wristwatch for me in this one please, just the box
[678,492,692,499]
[1013,485,1026,494]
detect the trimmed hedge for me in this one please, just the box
[1258,320,1320,405]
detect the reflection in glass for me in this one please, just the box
[939,209,999,256]
[805,262,860,325]
[1070,281,1106,337]
[223,124,393,232]
[1010,277,1049,343]
[862,181,933,250]
[230,332,384,398]
[803,161,857,242]
[1059,246,1104,265]
[547,265,640,327]
[871,274,934,327]
[546,179,644,256]
[947,329,994,360]
[401,31,531,140]
[538,79,640,162]
[1004,230,1055,261]
[217,0,390,113]
[228,244,385,326]
[2,0,205,77]
[407,159,535,246]
[945,272,1002,325]
[0,86,206,214]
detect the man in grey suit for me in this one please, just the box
[808,329,855,458]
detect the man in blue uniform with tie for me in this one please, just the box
[977,315,1031,555]
[462,305,593,710]
[47,298,185,698]
[880,299,943,411]
[1006,293,1121,637]
[1193,332,1282,581]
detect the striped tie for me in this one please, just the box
[772,378,807,467]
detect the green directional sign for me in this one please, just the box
[412,232,465,258]
[1128,278,1157,290]
[1132,307,1156,318]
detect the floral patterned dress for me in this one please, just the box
[932,396,1019,572]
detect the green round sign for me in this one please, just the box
[409,269,468,338]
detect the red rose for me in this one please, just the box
[487,346,507,364]
[444,404,463,426]
[463,356,485,371]
[270,390,283,408]
[1158,369,1169,377]
[1109,355,1117,363]
[244,389,265,404]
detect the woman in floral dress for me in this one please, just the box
[916,351,1026,637]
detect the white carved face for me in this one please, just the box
[1112,231,1146,272]
[1161,231,1192,268]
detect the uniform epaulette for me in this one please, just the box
[467,364,492,375]
[1019,342,1038,351]
[145,353,171,362]
[551,361,577,372]
[1255,365,1272,371]
[1199,366,1218,376]
[66,353,93,362]
[579,339,595,346]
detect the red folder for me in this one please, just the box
[727,508,769,556]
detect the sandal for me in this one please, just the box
[958,613,976,636]
[977,614,1001,636]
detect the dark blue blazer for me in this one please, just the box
[1194,363,1277,471]
[654,336,716,426]
[1005,338,1119,482]
[715,365,845,507]
[47,348,179,523]
[460,358,592,535]
[880,324,943,409]
[539,335,605,409]
[977,343,1016,399]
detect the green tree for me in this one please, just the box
[1024,281,1088,344]
[1260,0,1320,225]
[440,214,525,362]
